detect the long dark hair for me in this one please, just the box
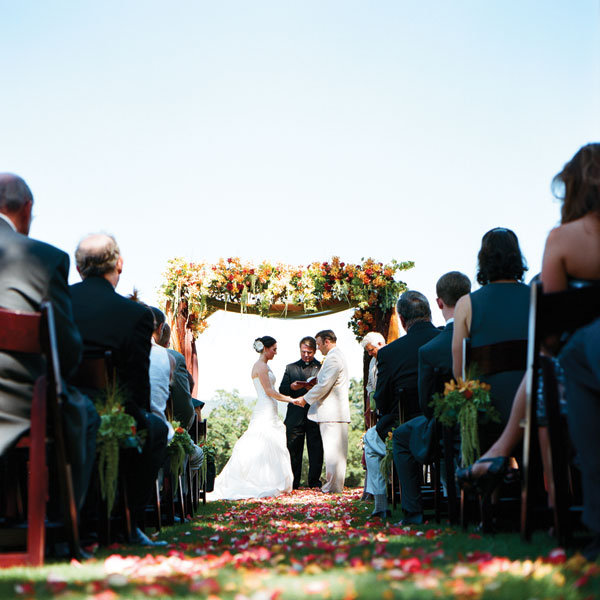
[552,143,600,224]
[476,227,527,286]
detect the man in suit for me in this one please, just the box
[392,272,471,524]
[279,336,323,489]
[299,330,350,493]
[70,233,168,546]
[157,323,195,431]
[364,290,440,519]
[0,173,99,512]
[561,316,600,561]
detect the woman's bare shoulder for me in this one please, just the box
[251,360,267,378]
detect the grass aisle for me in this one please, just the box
[1,489,599,599]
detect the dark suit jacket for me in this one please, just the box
[373,320,440,435]
[279,358,320,428]
[167,348,194,430]
[70,276,153,425]
[418,321,454,419]
[0,219,83,453]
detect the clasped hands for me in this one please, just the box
[292,397,307,407]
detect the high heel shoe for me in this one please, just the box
[455,457,509,495]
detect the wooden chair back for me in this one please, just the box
[72,351,134,544]
[71,351,113,390]
[460,337,527,531]
[521,282,600,544]
[0,302,79,566]
[462,338,528,380]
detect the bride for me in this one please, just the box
[208,336,297,500]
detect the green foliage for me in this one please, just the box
[430,377,501,466]
[94,384,145,516]
[167,422,195,481]
[379,432,394,478]
[206,389,254,472]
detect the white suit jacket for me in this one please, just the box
[304,346,350,423]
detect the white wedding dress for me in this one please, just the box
[208,370,293,500]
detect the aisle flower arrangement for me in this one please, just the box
[167,422,196,481]
[430,377,500,466]
[94,386,145,515]
[161,256,413,339]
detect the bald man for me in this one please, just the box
[0,173,99,510]
[70,233,168,546]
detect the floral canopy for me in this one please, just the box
[161,256,414,341]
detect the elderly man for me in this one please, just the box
[361,331,386,408]
[70,233,168,546]
[0,173,99,513]
[364,291,440,520]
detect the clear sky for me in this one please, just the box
[2,1,599,400]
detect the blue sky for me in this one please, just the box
[1,1,599,399]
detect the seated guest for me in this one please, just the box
[149,307,202,471]
[360,332,386,408]
[392,272,471,524]
[70,233,168,547]
[452,228,529,431]
[364,291,440,519]
[157,322,195,430]
[457,144,600,490]
[0,173,99,512]
[561,317,600,561]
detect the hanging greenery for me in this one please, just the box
[379,431,395,478]
[161,256,413,340]
[94,384,145,516]
[199,441,216,489]
[430,377,500,467]
[167,423,196,481]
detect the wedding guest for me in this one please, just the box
[279,336,323,489]
[561,317,600,561]
[149,306,202,470]
[300,330,350,493]
[360,332,386,404]
[0,173,99,515]
[359,331,386,501]
[457,143,600,492]
[157,322,195,430]
[452,228,529,429]
[392,272,471,524]
[364,291,439,520]
[70,233,168,547]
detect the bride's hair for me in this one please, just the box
[253,336,276,353]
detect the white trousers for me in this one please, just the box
[319,422,349,493]
[363,426,387,495]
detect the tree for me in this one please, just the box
[207,389,254,472]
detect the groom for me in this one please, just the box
[299,330,350,493]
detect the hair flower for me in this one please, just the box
[253,339,264,352]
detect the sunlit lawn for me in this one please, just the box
[1,488,599,599]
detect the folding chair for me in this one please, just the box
[0,302,79,566]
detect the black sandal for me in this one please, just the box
[455,457,509,495]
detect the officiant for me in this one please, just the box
[279,336,323,488]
